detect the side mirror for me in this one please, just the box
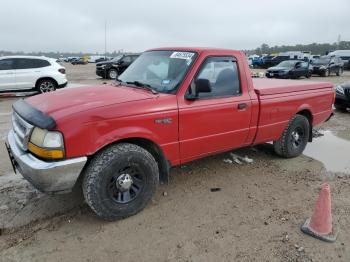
[185,79,211,100]
[195,79,211,93]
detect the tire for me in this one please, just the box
[323,69,329,77]
[82,143,159,220]
[273,115,310,158]
[107,69,118,79]
[336,68,343,76]
[36,79,57,93]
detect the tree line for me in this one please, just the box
[250,41,350,56]
[1,41,350,58]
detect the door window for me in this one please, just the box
[0,59,14,70]
[300,62,308,69]
[190,57,241,98]
[14,58,51,69]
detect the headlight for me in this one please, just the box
[28,127,65,160]
[336,85,345,95]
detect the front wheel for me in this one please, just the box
[82,143,159,220]
[107,69,118,79]
[323,69,329,77]
[273,115,310,158]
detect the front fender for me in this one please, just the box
[88,126,162,156]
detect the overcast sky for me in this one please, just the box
[0,0,349,53]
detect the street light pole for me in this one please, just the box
[105,21,107,59]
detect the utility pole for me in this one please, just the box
[104,21,107,59]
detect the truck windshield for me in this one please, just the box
[313,58,330,65]
[111,55,123,62]
[118,50,197,93]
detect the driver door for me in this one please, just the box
[178,56,252,163]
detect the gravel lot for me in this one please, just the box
[1,63,350,262]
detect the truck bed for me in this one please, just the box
[253,78,333,96]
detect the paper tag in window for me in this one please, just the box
[170,52,195,60]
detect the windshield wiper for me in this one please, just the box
[126,81,158,94]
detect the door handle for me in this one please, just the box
[237,103,247,110]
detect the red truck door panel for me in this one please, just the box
[177,56,252,162]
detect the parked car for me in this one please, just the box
[334,81,350,111]
[266,60,311,79]
[71,57,88,65]
[6,47,334,220]
[248,55,263,68]
[311,56,343,76]
[263,55,291,68]
[0,56,67,93]
[95,57,108,63]
[64,57,79,62]
[88,56,106,63]
[327,50,350,70]
[96,54,140,79]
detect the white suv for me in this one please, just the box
[0,56,67,93]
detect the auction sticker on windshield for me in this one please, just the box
[170,52,195,60]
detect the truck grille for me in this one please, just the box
[12,112,34,151]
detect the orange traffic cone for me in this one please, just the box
[301,183,337,242]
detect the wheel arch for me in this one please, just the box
[296,109,313,142]
[88,137,170,184]
[35,77,58,89]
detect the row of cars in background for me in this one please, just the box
[248,50,350,70]
[265,56,344,79]
[1,52,349,113]
[58,56,114,65]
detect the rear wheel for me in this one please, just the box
[336,68,343,76]
[36,79,57,93]
[82,143,159,220]
[273,115,310,158]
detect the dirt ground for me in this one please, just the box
[1,63,350,262]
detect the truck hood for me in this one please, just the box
[26,85,153,119]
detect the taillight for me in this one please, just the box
[58,68,66,74]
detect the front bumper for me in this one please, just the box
[335,93,350,108]
[265,71,289,78]
[311,68,326,75]
[96,68,107,78]
[7,130,87,193]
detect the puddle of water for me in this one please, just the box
[304,130,350,174]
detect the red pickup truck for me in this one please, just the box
[6,48,334,220]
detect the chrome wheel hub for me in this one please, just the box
[292,131,300,141]
[116,173,133,191]
[40,81,55,92]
